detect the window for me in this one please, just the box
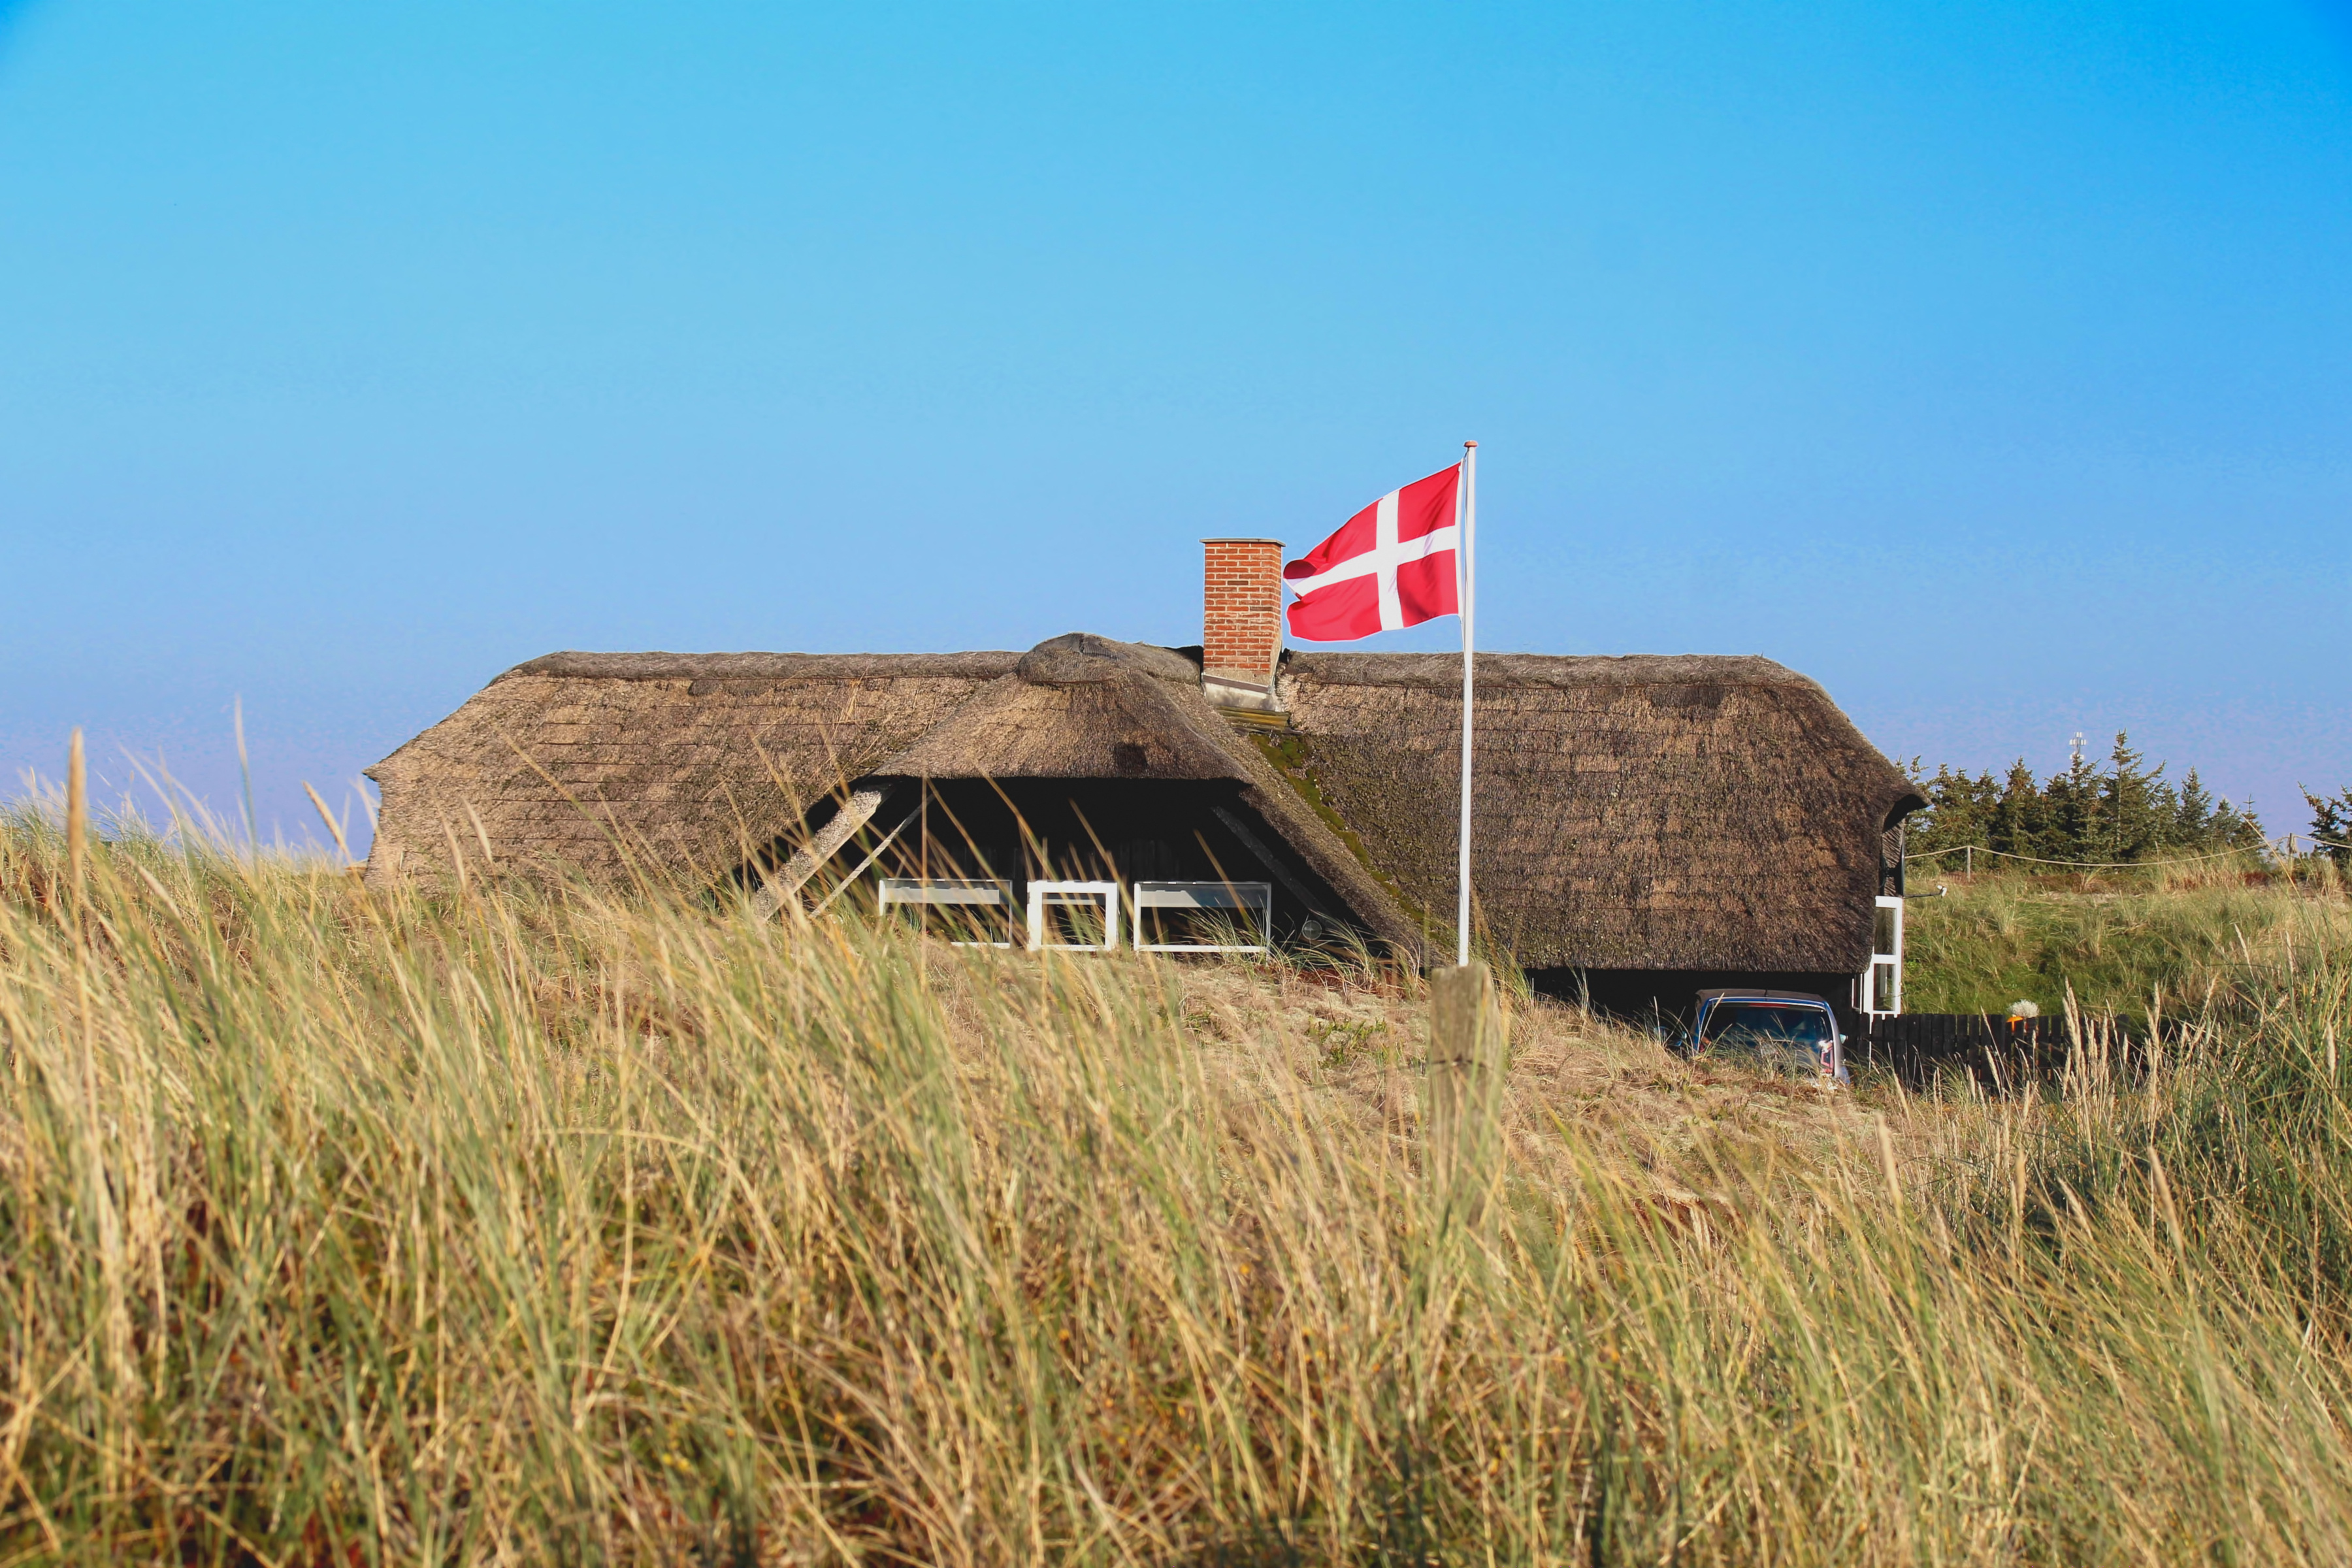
[1702,1002,1835,1051]
[1132,881,1273,953]
[1700,1000,1836,1077]
[878,878,1017,947]
[1026,881,1120,951]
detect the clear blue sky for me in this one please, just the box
[3,0,2347,855]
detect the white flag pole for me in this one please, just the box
[1456,440,1477,969]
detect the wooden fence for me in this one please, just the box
[1855,1011,2159,1092]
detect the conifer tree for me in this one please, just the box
[1903,762,1999,858]
[1902,746,2266,870]
[2176,768,2214,845]
[1989,760,2049,860]
[2100,732,2167,861]
[2046,745,2102,863]
[2210,796,2266,852]
[2306,787,2352,865]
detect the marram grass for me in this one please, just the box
[1899,859,2351,1019]
[2,821,2350,1565]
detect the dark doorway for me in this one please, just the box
[1527,967,1865,1037]
[766,777,1357,945]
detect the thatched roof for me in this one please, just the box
[1277,651,1921,972]
[875,638,1237,780]
[367,634,1919,974]
[869,635,1417,947]
[365,650,1020,885]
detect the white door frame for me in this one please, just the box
[1026,881,1121,951]
[1861,894,1904,1019]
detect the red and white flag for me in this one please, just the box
[1282,464,1462,641]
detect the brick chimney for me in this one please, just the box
[1201,537,1285,714]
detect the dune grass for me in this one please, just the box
[3,820,2351,1563]
[1901,862,2349,1019]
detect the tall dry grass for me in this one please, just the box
[2,815,2350,1564]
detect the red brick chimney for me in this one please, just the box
[1213,533,1288,719]
[1200,538,1285,699]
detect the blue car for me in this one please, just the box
[1690,988,1849,1085]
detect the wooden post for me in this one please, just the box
[1427,962,1507,1205]
[66,729,87,922]
[751,782,896,922]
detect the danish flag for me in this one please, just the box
[1282,464,1462,641]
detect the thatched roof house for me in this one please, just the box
[368,545,1921,1021]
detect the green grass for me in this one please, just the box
[4,818,2352,1563]
[1902,863,2348,1019]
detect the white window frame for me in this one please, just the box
[1861,894,1903,1019]
[1130,881,1273,954]
[1026,881,1121,952]
[878,877,1018,947]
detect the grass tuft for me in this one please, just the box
[2,821,2351,1562]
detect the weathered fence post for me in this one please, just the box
[66,728,86,923]
[1427,962,1507,1212]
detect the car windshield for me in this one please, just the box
[1701,1002,1833,1065]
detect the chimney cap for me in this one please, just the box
[1200,537,1284,546]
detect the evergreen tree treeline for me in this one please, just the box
[2307,788,2352,866]
[1902,734,2270,866]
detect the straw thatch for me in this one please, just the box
[367,635,1919,975]
[869,635,1417,947]
[1277,651,1921,972]
[365,651,1019,886]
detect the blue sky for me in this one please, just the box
[3,0,2347,853]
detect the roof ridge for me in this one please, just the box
[1280,651,1806,688]
[502,651,1026,682]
